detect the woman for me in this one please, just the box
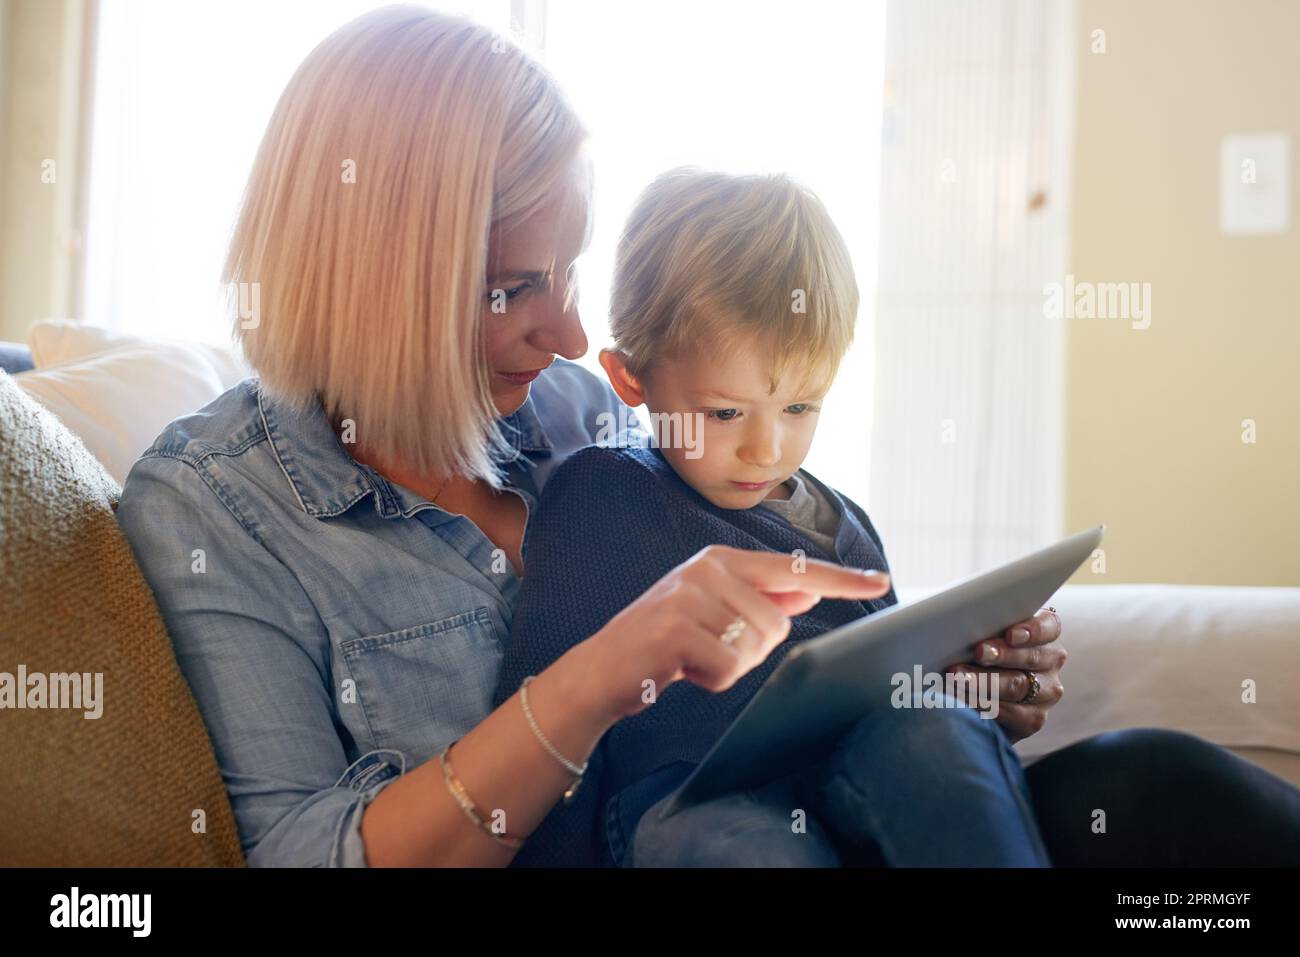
[118,6,1300,867]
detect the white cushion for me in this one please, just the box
[896,583,1300,764]
[14,344,227,485]
[28,318,250,390]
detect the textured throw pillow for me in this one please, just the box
[0,372,245,866]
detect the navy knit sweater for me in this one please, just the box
[492,443,898,866]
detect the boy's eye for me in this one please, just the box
[706,408,740,422]
[785,403,819,415]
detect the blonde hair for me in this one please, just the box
[609,168,859,395]
[224,5,586,486]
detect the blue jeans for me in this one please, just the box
[605,697,1052,867]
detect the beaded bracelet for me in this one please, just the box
[520,675,588,803]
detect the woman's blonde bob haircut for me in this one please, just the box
[609,167,859,397]
[225,5,586,486]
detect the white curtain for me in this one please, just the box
[870,0,1077,587]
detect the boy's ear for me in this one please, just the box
[598,348,647,407]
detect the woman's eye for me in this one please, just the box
[487,282,531,308]
[706,409,740,422]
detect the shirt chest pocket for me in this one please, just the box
[337,607,503,762]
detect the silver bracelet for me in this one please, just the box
[520,675,587,802]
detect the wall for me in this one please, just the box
[0,0,92,343]
[1066,0,1300,585]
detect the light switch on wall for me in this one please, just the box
[1220,133,1292,235]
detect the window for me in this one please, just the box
[84,0,888,524]
[538,0,887,508]
[83,0,512,345]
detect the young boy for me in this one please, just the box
[492,167,905,867]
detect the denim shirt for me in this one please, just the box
[115,359,634,867]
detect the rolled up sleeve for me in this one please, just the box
[117,454,391,867]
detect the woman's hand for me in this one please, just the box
[945,607,1066,744]
[584,545,892,722]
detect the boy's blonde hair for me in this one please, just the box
[609,168,859,395]
[225,6,586,486]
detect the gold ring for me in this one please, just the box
[1021,671,1041,704]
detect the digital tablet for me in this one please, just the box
[659,524,1106,817]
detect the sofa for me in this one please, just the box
[0,359,244,866]
[1,320,1297,865]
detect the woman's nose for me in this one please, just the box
[529,297,588,360]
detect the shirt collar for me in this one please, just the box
[256,381,553,519]
[495,392,553,459]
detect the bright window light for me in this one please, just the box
[84,0,512,345]
[541,0,886,503]
[85,0,885,499]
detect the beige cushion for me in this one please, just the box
[14,344,227,484]
[27,317,250,388]
[0,372,244,865]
